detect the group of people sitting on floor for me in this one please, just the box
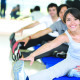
[10,3,80,80]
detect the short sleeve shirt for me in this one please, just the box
[50,20,67,35]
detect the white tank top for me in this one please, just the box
[65,30,80,60]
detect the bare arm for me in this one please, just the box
[30,33,68,57]
[30,28,52,39]
[19,15,30,20]
[16,21,40,33]
[20,33,68,65]
[18,27,52,46]
[23,21,40,29]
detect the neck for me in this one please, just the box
[62,20,65,24]
[51,15,58,21]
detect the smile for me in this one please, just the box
[70,26,76,28]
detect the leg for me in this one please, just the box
[1,3,6,18]
[22,50,53,61]
[13,60,52,80]
[29,56,80,80]
[13,56,80,80]
[10,33,55,51]
[20,34,55,49]
[52,44,69,53]
[22,44,69,60]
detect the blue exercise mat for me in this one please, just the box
[41,57,80,80]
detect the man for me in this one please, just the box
[16,3,59,34]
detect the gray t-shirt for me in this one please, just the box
[50,20,67,35]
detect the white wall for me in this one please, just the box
[6,0,67,18]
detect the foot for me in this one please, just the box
[12,42,22,61]
[68,67,80,77]
[10,33,22,61]
[13,60,27,80]
[10,33,16,48]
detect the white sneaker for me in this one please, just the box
[13,60,27,80]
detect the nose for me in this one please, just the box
[71,20,75,25]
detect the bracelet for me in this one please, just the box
[29,36,31,40]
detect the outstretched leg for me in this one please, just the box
[13,55,80,80]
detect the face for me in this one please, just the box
[59,6,67,21]
[66,13,80,31]
[48,7,57,17]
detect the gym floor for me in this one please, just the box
[0,19,46,80]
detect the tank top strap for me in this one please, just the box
[65,30,72,42]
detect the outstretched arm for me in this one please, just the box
[30,33,68,57]
[16,21,40,34]
[22,21,40,29]
[29,27,52,39]
[20,33,68,65]
[18,27,52,46]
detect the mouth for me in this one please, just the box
[70,26,76,28]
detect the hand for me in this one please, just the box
[18,37,29,46]
[19,55,34,66]
[74,66,80,71]
[16,28,24,36]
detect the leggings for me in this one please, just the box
[22,43,69,60]
[28,55,80,80]
[19,34,56,49]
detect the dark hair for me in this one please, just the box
[34,6,40,11]
[17,4,20,8]
[57,4,70,16]
[63,8,80,23]
[30,9,34,13]
[47,3,58,12]
[16,4,20,11]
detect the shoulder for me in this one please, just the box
[50,20,62,28]
[57,33,69,43]
[54,20,62,25]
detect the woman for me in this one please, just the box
[13,8,80,80]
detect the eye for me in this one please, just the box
[66,19,70,21]
[75,18,78,20]
[53,9,55,11]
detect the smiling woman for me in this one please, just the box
[63,8,80,32]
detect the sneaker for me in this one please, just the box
[56,51,66,58]
[10,33,16,48]
[52,51,58,57]
[12,42,22,61]
[13,60,27,80]
[10,33,22,61]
